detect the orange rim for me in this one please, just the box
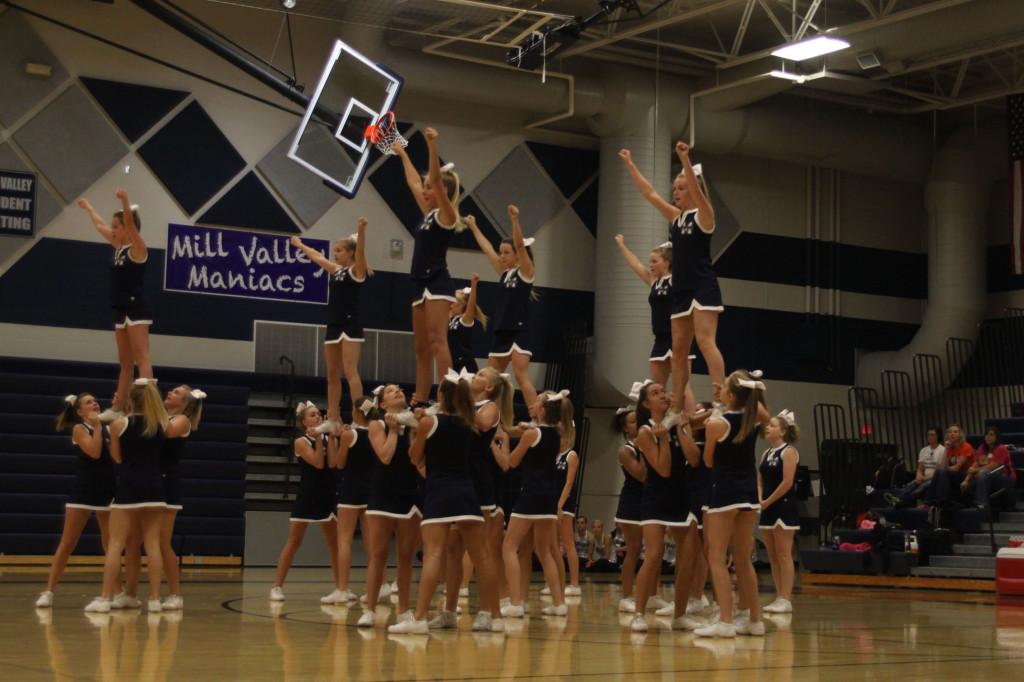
[364,112,394,144]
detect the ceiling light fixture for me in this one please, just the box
[771,35,850,62]
[769,69,805,84]
[281,0,296,9]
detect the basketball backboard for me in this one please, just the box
[287,40,402,199]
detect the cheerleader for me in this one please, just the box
[449,273,485,373]
[628,382,703,633]
[496,391,574,618]
[695,370,769,638]
[613,235,674,388]
[388,369,503,634]
[36,394,116,608]
[321,396,376,605]
[269,402,338,602]
[682,401,713,616]
[360,385,423,627]
[555,438,582,597]
[466,206,539,406]
[611,407,645,613]
[618,144,725,410]
[290,218,369,432]
[85,379,168,613]
[159,385,205,611]
[392,129,462,406]
[759,410,800,615]
[77,190,153,422]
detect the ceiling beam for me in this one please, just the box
[950,57,970,97]
[557,0,747,59]
[874,32,1024,79]
[794,0,823,41]
[731,0,757,56]
[756,0,791,40]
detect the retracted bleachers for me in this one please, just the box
[0,357,250,559]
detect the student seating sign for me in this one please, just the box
[0,169,37,237]
[165,223,329,304]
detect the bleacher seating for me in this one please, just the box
[0,357,250,558]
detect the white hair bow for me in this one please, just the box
[460,287,471,296]
[348,233,359,242]
[749,369,764,379]
[357,397,376,416]
[522,237,536,248]
[628,379,653,402]
[369,385,385,407]
[190,389,207,401]
[658,241,672,249]
[777,409,796,426]
[441,162,456,173]
[546,389,570,403]
[691,163,703,177]
[295,400,316,416]
[737,373,766,391]
[616,405,635,415]
[129,203,140,211]
[64,394,77,405]
[500,373,512,381]
[443,367,474,384]
[133,377,155,387]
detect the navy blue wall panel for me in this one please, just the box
[525,141,598,198]
[80,77,188,143]
[198,172,300,234]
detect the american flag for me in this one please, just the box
[1011,94,1024,275]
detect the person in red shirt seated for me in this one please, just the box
[925,424,975,507]
[962,427,1017,510]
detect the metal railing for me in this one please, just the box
[279,354,297,499]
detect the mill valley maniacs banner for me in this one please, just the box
[165,223,329,304]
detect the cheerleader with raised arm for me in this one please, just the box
[388,369,503,634]
[695,370,770,638]
[291,218,370,432]
[614,236,675,388]
[466,206,539,406]
[36,394,116,608]
[627,382,704,633]
[392,129,463,406]
[159,385,205,611]
[496,391,574,618]
[611,406,645,614]
[85,379,168,613]
[78,190,153,422]
[618,145,725,411]
[359,386,423,627]
[449,273,486,373]
[269,403,338,602]
[759,410,801,615]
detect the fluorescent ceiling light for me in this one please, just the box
[771,35,850,61]
[769,69,805,83]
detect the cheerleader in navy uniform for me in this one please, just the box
[78,190,154,422]
[682,401,713,616]
[360,385,423,627]
[467,205,540,406]
[86,379,168,613]
[695,370,769,638]
[611,407,645,613]
[759,409,801,615]
[291,217,370,432]
[36,394,115,608]
[555,439,582,597]
[159,385,205,611]
[388,369,504,634]
[618,144,726,411]
[321,396,376,605]
[448,273,486,373]
[269,402,338,602]
[628,382,703,633]
[496,391,574,617]
[392,129,463,406]
[614,235,675,388]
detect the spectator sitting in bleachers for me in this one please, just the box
[584,519,617,572]
[925,424,975,508]
[886,426,945,507]
[962,427,1017,511]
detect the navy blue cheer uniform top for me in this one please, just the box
[648,274,673,360]
[491,267,535,356]
[421,414,483,524]
[326,264,365,342]
[705,411,760,512]
[614,441,644,525]
[290,434,335,522]
[110,243,151,325]
[758,443,800,529]
[336,426,373,508]
[638,423,692,526]
[67,423,116,510]
[669,209,722,316]
[409,209,456,303]
[510,425,560,519]
[555,448,579,516]
[112,416,165,508]
[469,400,500,511]
[367,420,423,517]
[160,415,189,510]
[448,315,478,372]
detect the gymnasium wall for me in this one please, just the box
[0,1,1018,529]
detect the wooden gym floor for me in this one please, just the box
[1,567,1022,681]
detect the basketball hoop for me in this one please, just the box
[364,111,407,155]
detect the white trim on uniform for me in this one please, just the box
[613,517,642,526]
[488,506,505,518]
[421,514,485,526]
[115,316,153,329]
[510,512,558,520]
[337,503,369,510]
[325,331,365,345]
[165,504,184,511]
[702,502,761,514]
[111,501,168,509]
[758,519,799,530]
[559,509,575,517]
[489,342,532,358]
[289,513,337,523]
[525,427,542,448]
[127,249,149,265]
[425,414,439,439]
[649,349,672,362]
[639,513,696,528]
[412,289,458,307]
[682,207,715,235]
[669,300,725,319]
[66,503,112,511]
[430,208,458,231]
[365,506,423,519]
